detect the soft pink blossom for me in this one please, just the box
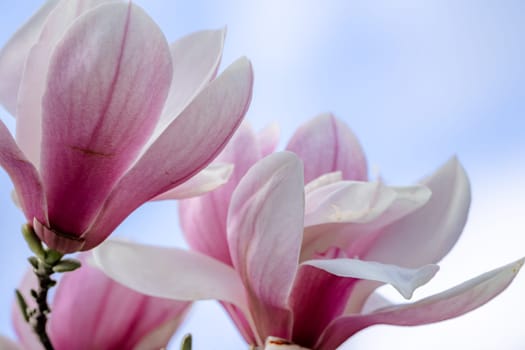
[0,0,252,253]
[93,115,523,349]
[8,252,190,350]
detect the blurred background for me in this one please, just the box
[0,1,524,349]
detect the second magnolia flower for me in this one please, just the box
[0,0,253,253]
[94,114,524,349]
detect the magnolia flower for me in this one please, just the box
[5,252,190,350]
[0,0,252,253]
[93,116,523,349]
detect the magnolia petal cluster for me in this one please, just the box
[6,252,190,350]
[0,0,253,253]
[94,114,524,349]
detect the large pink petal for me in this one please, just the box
[49,253,189,350]
[40,2,172,237]
[84,57,253,250]
[286,114,367,183]
[92,240,250,315]
[0,121,46,225]
[359,157,471,267]
[289,263,357,348]
[16,0,118,166]
[315,258,524,350]
[179,123,261,265]
[152,28,226,139]
[227,152,305,339]
[0,0,58,115]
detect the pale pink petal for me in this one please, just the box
[304,172,343,194]
[301,182,430,261]
[264,337,310,350]
[179,123,261,265]
[152,28,226,138]
[286,113,367,183]
[227,152,304,339]
[303,259,438,299]
[11,271,41,350]
[83,57,253,251]
[0,0,58,115]
[92,240,250,314]
[359,157,471,267]
[152,162,233,200]
[316,258,524,350]
[0,121,46,225]
[257,123,280,157]
[16,0,118,166]
[221,302,258,345]
[49,253,189,350]
[40,2,172,237]
[305,181,430,227]
[341,280,382,315]
[0,336,22,350]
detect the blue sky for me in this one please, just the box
[0,1,524,349]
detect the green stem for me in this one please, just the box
[32,262,55,350]
[19,224,81,350]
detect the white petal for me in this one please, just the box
[92,240,248,311]
[152,162,233,200]
[305,180,430,227]
[304,171,343,194]
[303,258,439,299]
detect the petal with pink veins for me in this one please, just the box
[286,113,367,183]
[83,57,253,251]
[227,152,304,339]
[289,263,357,347]
[315,258,524,350]
[40,2,172,237]
[49,253,189,350]
[152,162,233,200]
[359,157,471,267]
[16,0,118,166]
[152,28,226,138]
[0,121,46,225]
[179,123,261,265]
[0,0,58,115]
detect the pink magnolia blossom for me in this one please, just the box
[93,115,523,349]
[0,0,252,253]
[7,252,190,350]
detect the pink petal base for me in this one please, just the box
[33,218,85,253]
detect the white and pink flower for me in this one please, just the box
[0,0,253,253]
[94,115,523,349]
